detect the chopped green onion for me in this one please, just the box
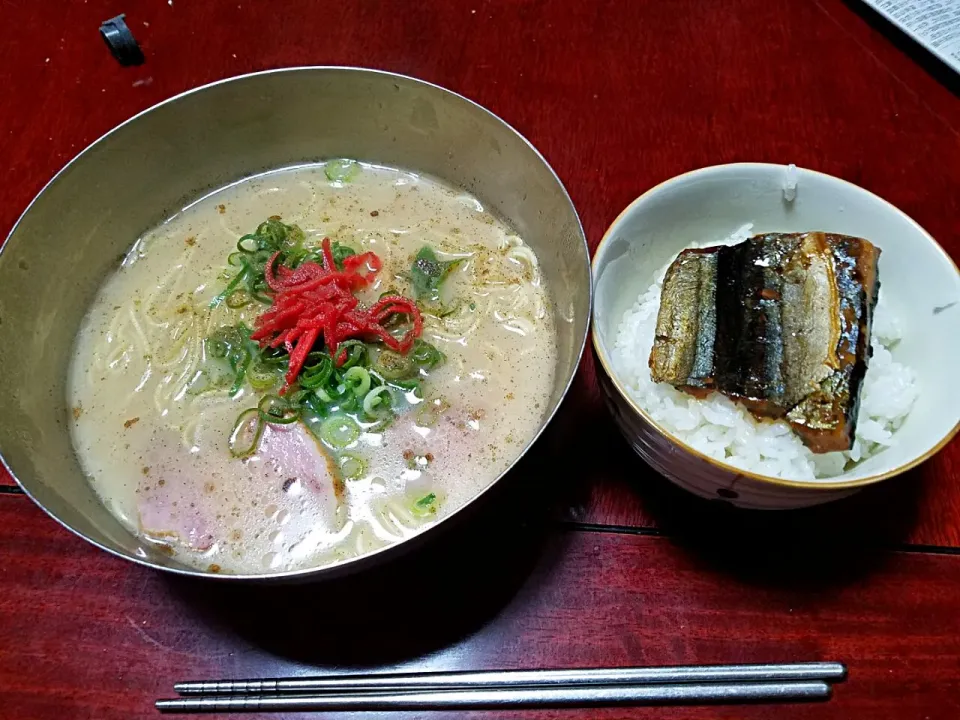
[404,384,424,403]
[257,394,300,424]
[412,492,438,516]
[333,391,361,414]
[362,416,394,434]
[211,218,306,307]
[337,340,367,370]
[204,324,261,395]
[411,245,460,307]
[415,397,449,427]
[381,374,420,392]
[259,346,289,367]
[287,388,313,407]
[331,242,357,270]
[250,288,273,304]
[411,339,445,369]
[237,234,260,253]
[206,337,229,360]
[299,353,334,389]
[231,363,252,396]
[247,362,279,391]
[229,408,263,457]
[374,349,415,380]
[325,159,360,183]
[209,265,249,308]
[318,414,361,448]
[362,385,392,417]
[343,366,372,398]
[255,218,302,249]
[225,290,252,309]
[338,453,367,482]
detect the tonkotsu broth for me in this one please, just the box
[69,162,556,574]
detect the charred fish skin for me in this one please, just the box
[713,234,797,415]
[648,232,881,454]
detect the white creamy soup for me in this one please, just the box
[69,161,556,574]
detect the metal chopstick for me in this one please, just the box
[173,661,845,696]
[157,680,831,712]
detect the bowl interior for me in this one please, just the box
[594,163,960,484]
[0,68,590,577]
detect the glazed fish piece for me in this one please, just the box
[646,248,719,396]
[649,232,881,453]
[782,233,881,451]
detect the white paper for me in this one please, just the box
[863,0,960,73]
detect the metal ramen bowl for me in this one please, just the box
[0,68,591,580]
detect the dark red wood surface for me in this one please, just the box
[2,0,960,718]
[3,496,960,720]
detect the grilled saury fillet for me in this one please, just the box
[649,232,881,453]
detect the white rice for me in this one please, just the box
[613,225,918,481]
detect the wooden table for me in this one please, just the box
[2,1,959,718]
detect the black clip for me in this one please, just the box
[100,14,145,67]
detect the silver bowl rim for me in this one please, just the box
[0,66,592,581]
